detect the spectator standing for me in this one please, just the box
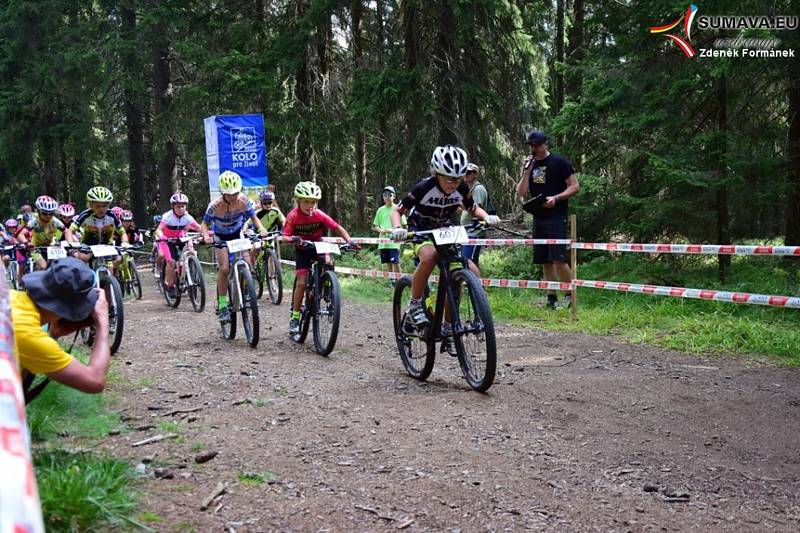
[372,186,406,284]
[460,163,492,275]
[516,130,580,309]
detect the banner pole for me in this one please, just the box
[570,214,577,321]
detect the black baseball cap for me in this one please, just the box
[526,130,548,145]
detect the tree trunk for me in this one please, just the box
[352,0,367,230]
[60,141,71,202]
[153,29,177,214]
[120,2,147,227]
[566,0,584,170]
[554,0,565,146]
[402,0,424,183]
[435,0,459,146]
[294,0,313,181]
[716,74,731,282]
[375,0,390,198]
[41,133,60,198]
[786,42,800,275]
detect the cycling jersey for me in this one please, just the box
[203,195,255,236]
[398,175,475,231]
[70,209,124,245]
[282,208,340,245]
[159,210,201,239]
[254,207,285,232]
[24,215,65,246]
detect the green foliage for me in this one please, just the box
[26,381,120,442]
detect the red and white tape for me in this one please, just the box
[322,237,571,246]
[0,266,45,533]
[574,243,800,256]
[574,279,800,309]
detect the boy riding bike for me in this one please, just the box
[16,195,74,272]
[56,203,76,243]
[199,170,269,323]
[155,193,202,298]
[70,186,130,274]
[282,181,358,335]
[390,145,499,354]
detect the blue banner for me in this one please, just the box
[204,114,269,199]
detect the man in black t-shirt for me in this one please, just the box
[516,130,580,309]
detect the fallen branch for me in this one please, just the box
[201,482,228,511]
[162,406,203,417]
[131,434,178,447]
[354,504,396,521]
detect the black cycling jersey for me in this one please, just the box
[398,175,475,231]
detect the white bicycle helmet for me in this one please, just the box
[35,195,58,214]
[294,181,322,200]
[218,171,243,194]
[170,192,189,205]
[57,203,75,217]
[121,210,134,221]
[430,145,469,178]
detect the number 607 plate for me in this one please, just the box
[433,226,468,245]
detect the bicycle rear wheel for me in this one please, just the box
[161,264,181,308]
[392,275,435,381]
[451,269,496,392]
[312,270,340,356]
[102,274,125,355]
[131,261,143,300]
[238,263,260,347]
[253,252,265,299]
[265,248,283,305]
[186,255,206,313]
[220,277,237,340]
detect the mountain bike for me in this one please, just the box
[392,221,497,392]
[116,245,143,300]
[291,240,357,356]
[73,243,131,355]
[158,234,206,312]
[251,231,283,304]
[213,235,264,347]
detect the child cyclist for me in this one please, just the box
[199,170,269,323]
[245,189,285,265]
[120,210,145,244]
[16,195,74,272]
[56,203,76,243]
[155,193,202,298]
[390,145,499,354]
[282,181,358,335]
[70,186,130,274]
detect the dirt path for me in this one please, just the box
[101,274,800,532]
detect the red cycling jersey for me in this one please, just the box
[282,207,340,246]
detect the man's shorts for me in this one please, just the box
[533,216,568,264]
[379,248,400,264]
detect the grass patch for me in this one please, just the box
[26,382,120,442]
[326,247,800,363]
[238,470,276,486]
[158,420,184,434]
[35,449,149,532]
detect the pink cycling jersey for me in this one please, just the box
[282,207,340,244]
[158,210,201,261]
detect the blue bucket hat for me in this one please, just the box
[22,257,97,322]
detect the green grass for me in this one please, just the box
[26,381,120,442]
[35,449,152,532]
[158,420,183,434]
[325,247,800,364]
[238,470,277,486]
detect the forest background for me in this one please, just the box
[1,0,799,282]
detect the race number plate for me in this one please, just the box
[432,226,468,245]
[179,236,193,243]
[251,240,262,249]
[46,246,67,259]
[314,241,341,255]
[226,238,252,253]
[90,245,118,258]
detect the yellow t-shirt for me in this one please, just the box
[10,290,73,374]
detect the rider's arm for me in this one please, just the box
[47,290,111,393]
[63,228,75,242]
[335,225,353,243]
[199,221,212,243]
[390,206,404,230]
[517,155,534,198]
[16,229,29,245]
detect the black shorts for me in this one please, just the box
[379,249,400,264]
[533,216,568,264]
[294,246,319,274]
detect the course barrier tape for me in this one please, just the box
[322,236,572,246]
[0,265,46,533]
[574,279,800,309]
[279,260,570,291]
[573,243,800,256]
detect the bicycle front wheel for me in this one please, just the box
[253,252,264,299]
[265,248,283,305]
[220,277,237,340]
[102,274,125,355]
[451,269,496,392]
[392,275,435,381]
[131,261,143,300]
[186,255,206,313]
[238,263,260,347]
[312,270,340,356]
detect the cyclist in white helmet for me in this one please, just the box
[199,170,269,323]
[390,145,500,355]
[16,195,75,272]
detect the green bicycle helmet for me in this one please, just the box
[218,170,243,194]
[294,181,322,200]
[86,186,114,203]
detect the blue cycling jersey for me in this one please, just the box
[203,195,255,236]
